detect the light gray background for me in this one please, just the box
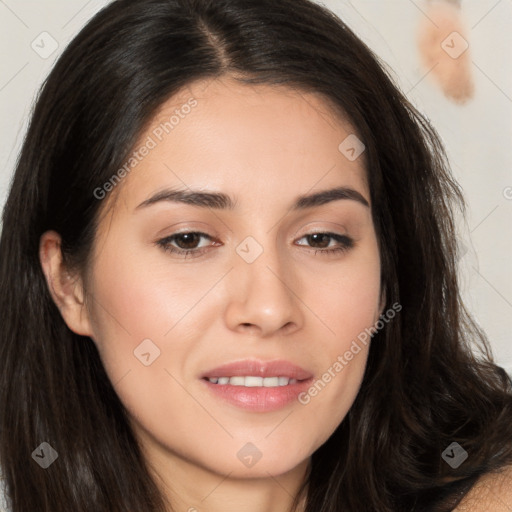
[0,1,511,373]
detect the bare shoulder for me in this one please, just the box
[454,464,512,511]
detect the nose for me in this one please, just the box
[223,243,304,338]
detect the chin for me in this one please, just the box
[217,458,308,480]
[200,441,312,480]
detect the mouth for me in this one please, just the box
[205,376,300,387]
[201,358,313,380]
[200,359,314,412]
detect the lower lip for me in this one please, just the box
[201,378,313,412]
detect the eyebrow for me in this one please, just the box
[135,186,370,211]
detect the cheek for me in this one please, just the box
[85,243,188,377]
[298,243,381,426]
[85,238,231,394]
[84,247,210,437]
[307,243,382,343]
[88,240,211,337]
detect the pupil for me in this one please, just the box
[178,233,199,249]
[309,233,329,248]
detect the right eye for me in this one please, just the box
[156,232,219,258]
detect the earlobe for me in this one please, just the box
[39,230,93,337]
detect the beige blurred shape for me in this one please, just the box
[417,0,474,104]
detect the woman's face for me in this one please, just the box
[82,77,382,480]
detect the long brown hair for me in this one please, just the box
[1,1,511,511]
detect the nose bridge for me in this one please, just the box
[238,233,293,303]
[224,232,302,335]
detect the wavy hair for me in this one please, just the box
[1,0,511,511]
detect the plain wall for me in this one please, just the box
[1,0,511,374]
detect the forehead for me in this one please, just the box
[109,76,369,212]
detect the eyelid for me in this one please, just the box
[291,223,352,243]
[153,221,216,239]
[292,220,350,236]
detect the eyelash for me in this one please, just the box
[156,231,354,258]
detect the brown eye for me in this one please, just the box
[296,232,354,255]
[172,233,202,249]
[156,231,216,257]
[306,233,331,248]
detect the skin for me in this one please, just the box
[40,76,385,512]
[456,465,512,511]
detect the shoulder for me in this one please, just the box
[454,464,512,511]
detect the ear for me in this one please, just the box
[39,230,93,337]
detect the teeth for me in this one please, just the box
[245,376,263,387]
[207,376,299,387]
[263,377,279,387]
[278,376,289,386]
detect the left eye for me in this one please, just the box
[295,232,354,255]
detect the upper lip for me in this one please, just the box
[200,359,314,380]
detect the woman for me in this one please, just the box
[0,0,511,511]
